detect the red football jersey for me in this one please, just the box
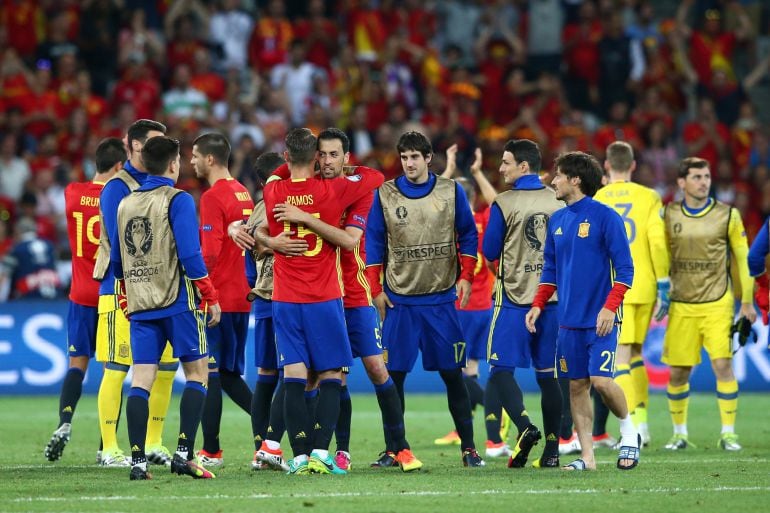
[457,207,493,311]
[199,177,253,313]
[64,181,104,306]
[339,191,375,308]
[264,168,384,303]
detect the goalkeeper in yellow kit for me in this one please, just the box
[594,141,669,446]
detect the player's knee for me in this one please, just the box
[589,376,615,396]
[69,356,89,371]
[257,367,279,377]
[363,357,388,384]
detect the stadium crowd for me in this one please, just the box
[1,0,770,299]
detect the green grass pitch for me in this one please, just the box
[1,392,768,513]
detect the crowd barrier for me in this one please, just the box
[1,300,768,394]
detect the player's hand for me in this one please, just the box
[754,277,769,325]
[269,231,309,256]
[204,302,221,327]
[457,279,472,308]
[470,148,483,175]
[739,302,757,325]
[228,221,255,251]
[373,292,394,320]
[446,144,458,165]
[653,278,671,321]
[273,203,311,224]
[596,308,615,337]
[525,307,541,333]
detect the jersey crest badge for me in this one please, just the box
[577,222,590,238]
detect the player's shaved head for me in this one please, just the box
[606,141,634,173]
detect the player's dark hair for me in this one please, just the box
[285,128,317,165]
[318,127,350,153]
[396,131,432,159]
[606,141,634,173]
[254,152,285,184]
[678,156,709,179]
[126,119,167,150]
[504,139,541,173]
[193,132,231,166]
[554,151,603,197]
[95,137,127,173]
[141,137,180,176]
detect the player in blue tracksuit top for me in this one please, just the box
[365,130,485,467]
[110,137,221,481]
[525,151,638,472]
[749,218,769,329]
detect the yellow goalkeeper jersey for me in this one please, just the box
[595,181,669,304]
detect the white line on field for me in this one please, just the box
[12,486,770,502]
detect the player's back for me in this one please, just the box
[264,178,351,303]
[200,178,253,313]
[65,181,104,306]
[595,181,663,304]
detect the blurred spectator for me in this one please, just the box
[677,0,751,85]
[1,0,45,61]
[593,100,643,159]
[248,0,294,72]
[111,57,161,120]
[270,39,320,126]
[78,0,121,96]
[0,216,61,301]
[36,11,78,65]
[165,0,208,70]
[209,0,254,72]
[436,0,482,67]
[162,63,209,121]
[0,133,31,201]
[293,0,338,71]
[562,0,603,112]
[118,8,165,71]
[525,0,565,77]
[640,119,678,190]
[346,104,374,159]
[597,12,643,117]
[347,0,388,62]
[682,96,729,170]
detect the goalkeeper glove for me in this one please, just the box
[653,278,670,321]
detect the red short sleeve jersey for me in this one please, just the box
[264,168,384,303]
[339,188,375,308]
[64,181,104,306]
[457,207,493,311]
[199,178,254,313]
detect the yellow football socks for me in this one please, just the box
[630,356,649,423]
[98,368,127,452]
[716,379,738,431]
[667,382,690,430]
[614,363,635,414]
[146,369,175,448]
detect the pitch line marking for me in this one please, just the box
[13,486,770,502]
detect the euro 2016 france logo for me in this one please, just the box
[124,216,153,264]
